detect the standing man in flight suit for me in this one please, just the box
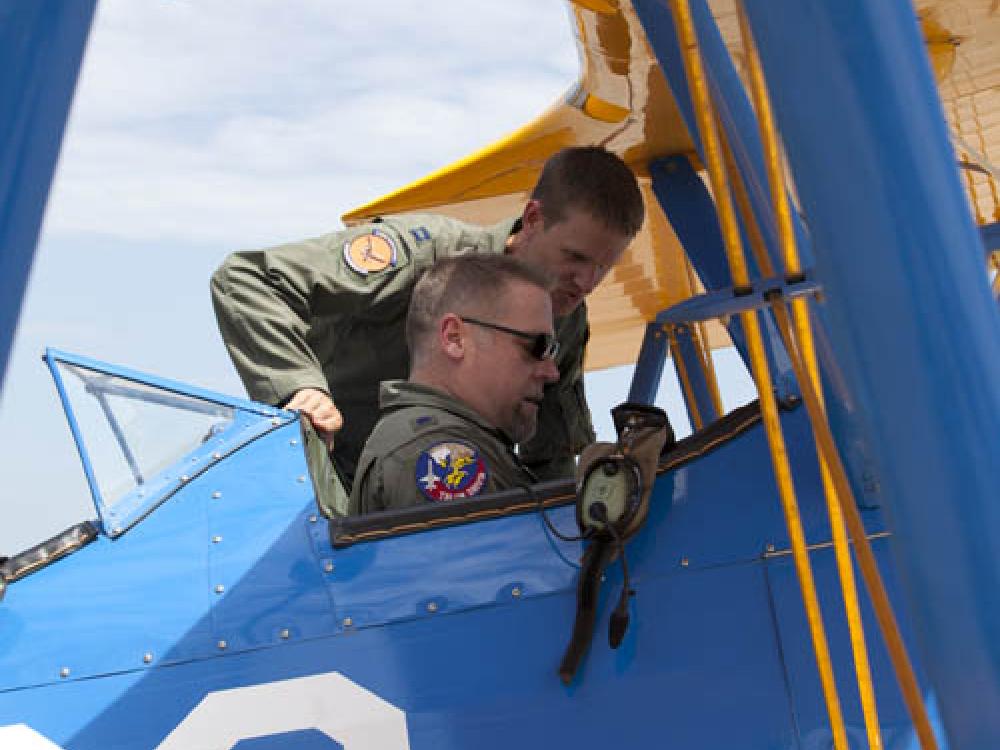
[211,146,644,488]
[349,255,560,514]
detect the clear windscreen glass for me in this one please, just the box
[57,362,235,511]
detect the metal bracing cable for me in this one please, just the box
[970,90,1000,223]
[964,150,987,225]
[770,300,940,750]
[666,2,849,748]
[737,8,939,746]
[736,8,885,749]
[683,258,725,418]
[693,319,724,418]
[990,252,1000,301]
[665,324,704,430]
[716,110,777,279]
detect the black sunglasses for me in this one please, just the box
[460,316,560,361]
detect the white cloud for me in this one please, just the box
[43,0,578,245]
[2,1,579,551]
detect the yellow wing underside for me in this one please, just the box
[343,0,999,373]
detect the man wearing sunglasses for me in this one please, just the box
[348,256,560,514]
[212,146,644,493]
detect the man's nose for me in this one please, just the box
[575,263,603,294]
[538,357,559,383]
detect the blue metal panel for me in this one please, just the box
[628,322,668,404]
[0,550,797,749]
[0,486,215,691]
[207,434,336,650]
[640,406,886,576]
[0,2,96,392]
[742,2,1000,747]
[765,537,945,749]
[234,732,342,750]
[0,422,325,693]
[316,504,581,631]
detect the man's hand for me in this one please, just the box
[286,388,343,449]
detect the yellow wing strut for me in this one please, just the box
[666,2,850,748]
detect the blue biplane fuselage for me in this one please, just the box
[0,348,930,749]
[2,0,999,748]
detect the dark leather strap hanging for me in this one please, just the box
[559,403,673,686]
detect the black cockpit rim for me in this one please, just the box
[328,398,771,548]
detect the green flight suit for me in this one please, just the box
[349,380,536,515]
[211,212,594,485]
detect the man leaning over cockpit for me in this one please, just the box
[211,147,644,489]
[348,255,559,514]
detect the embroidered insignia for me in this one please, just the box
[415,441,489,502]
[343,229,397,275]
[409,226,431,243]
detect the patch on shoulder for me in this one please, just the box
[343,229,398,275]
[415,441,489,501]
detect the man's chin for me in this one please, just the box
[552,290,583,318]
[511,417,538,445]
[553,296,582,317]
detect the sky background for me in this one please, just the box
[0,1,754,553]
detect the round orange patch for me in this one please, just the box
[343,230,397,275]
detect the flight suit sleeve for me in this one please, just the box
[518,305,596,481]
[210,221,425,406]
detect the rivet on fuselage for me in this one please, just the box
[324,561,334,574]
[59,667,70,678]
[511,587,522,598]
[212,491,222,499]
[213,452,222,460]
[681,557,690,567]
[215,584,225,594]
[342,617,353,628]
[217,640,228,650]
[290,439,299,447]
[143,653,153,664]
[297,475,306,483]
[426,602,439,613]
[309,515,318,523]
[280,629,291,640]
[212,535,222,544]
[180,475,190,483]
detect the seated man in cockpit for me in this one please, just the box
[348,255,561,515]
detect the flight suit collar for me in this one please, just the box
[490,217,520,252]
[378,380,516,447]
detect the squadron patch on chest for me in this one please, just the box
[343,229,398,275]
[415,441,489,501]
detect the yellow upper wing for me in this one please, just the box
[343,0,998,372]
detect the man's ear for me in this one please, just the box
[520,199,545,237]
[439,313,466,361]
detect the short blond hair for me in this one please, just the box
[406,255,554,365]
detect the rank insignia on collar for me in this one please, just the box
[415,441,489,502]
[343,229,397,275]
